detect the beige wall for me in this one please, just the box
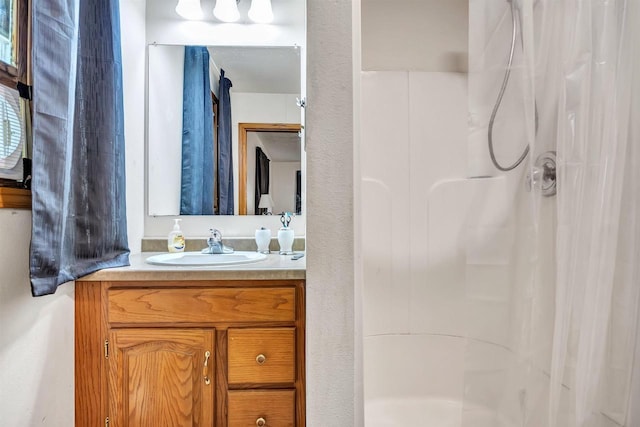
[0,210,75,426]
[361,0,468,72]
[306,0,355,425]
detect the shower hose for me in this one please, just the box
[487,0,536,172]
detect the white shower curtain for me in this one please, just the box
[548,0,640,425]
[468,0,640,426]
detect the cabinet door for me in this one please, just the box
[108,329,214,427]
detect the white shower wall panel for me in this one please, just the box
[406,73,472,336]
[361,72,411,337]
[410,176,513,346]
[361,71,529,416]
[364,334,465,401]
[361,71,472,338]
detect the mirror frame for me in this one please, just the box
[238,122,302,215]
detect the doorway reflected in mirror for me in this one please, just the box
[238,123,302,216]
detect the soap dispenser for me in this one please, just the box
[168,219,185,253]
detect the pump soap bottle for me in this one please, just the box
[168,219,185,253]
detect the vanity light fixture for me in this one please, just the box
[175,0,204,20]
[213,0,241,22]
[248,0,273,23]
[212,0,274,23]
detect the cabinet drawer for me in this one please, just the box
[228,328,295,385]
[228,390,295,427]
[107,287,295,324]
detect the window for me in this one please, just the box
[0,0,30,209]
[0,0,28,86]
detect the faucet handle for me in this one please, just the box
[203,228,234,254]
[206,229,223,252]
[208,228,222,243]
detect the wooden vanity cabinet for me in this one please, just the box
[75,279,305,427]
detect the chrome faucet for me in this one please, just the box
[202,228,234,254]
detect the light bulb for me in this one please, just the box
[175,0,204,20]
[248,0,273,23]
[213,0,240,22]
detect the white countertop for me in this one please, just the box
[79,251,306,281]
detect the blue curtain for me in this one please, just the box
[30,0,129,296]
[218,69,234,215]
[180,46,214,215]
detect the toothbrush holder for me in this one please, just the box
[277,228,294,255]
[255,228,271,254]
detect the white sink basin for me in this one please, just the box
[145,251,267,267]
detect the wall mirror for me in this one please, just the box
[147,44,303,217]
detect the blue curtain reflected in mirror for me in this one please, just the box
[180,49,234,215]
[217,69,234,215]
[180,46,214,215]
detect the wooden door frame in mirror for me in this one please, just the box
[238,123,302,215]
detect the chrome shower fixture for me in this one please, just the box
[487,0,535,172]
[526,151,557,197]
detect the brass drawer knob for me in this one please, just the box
[256,417,266,427]
[256,354,266,365]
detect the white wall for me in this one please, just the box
[122,0,148,254]
[270,161,300,214]
[147,44,183,216]
[0,211,74,427]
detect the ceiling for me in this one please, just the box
[150,0,303,94]
[254,131,301,162]
[208,46,300,93]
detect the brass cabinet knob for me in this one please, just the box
[256,417,266,426]
[256,354,266,365]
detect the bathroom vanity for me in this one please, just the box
[75,254,306,427]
